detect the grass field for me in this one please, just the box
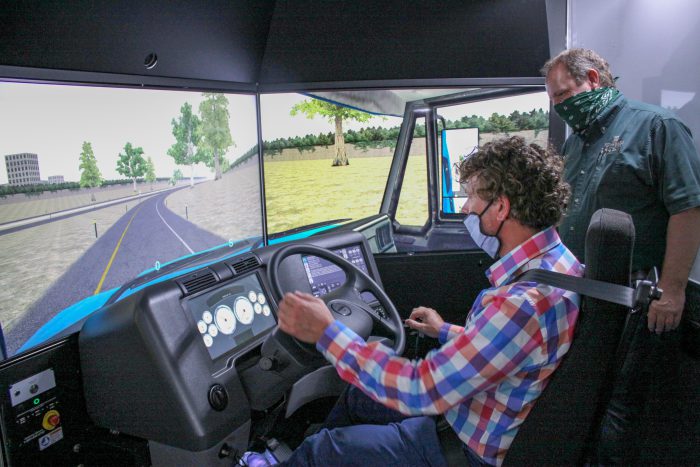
[164,155,430,238]
[264,155,428,233]
[0,203,133,332]
[165,163,262,242]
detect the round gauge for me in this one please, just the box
[202,311,213,324]
[257,293,266,305]
[208,324,218,337]
[214,305,236,335]
[262,305,271,316]
[203,334,213,348]
[234,297,255,325]
[248,291,258,303]
[254,303,262,314]
[197,320,207,334]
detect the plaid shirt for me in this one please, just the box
[317,227,583,466]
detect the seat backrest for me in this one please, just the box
[503,208,634,466]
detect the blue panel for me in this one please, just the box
[441,130,455,213]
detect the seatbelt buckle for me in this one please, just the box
[632,267,663,312]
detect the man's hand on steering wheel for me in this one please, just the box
[278,291,335,344]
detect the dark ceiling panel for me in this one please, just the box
[0,0,274,83]
[260,0,550,84]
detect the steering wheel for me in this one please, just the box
[267,244,405,356]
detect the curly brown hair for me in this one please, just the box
[457,136,570,230]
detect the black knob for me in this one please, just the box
[208,384,228,411]
[259,356,277,371]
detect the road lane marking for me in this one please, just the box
[93,205,143,295]
[155,197,194,254]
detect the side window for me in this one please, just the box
[437,92,550,217]
[395,117,428,227]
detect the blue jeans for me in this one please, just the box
[280,385,449,466]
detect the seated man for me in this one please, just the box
[246,136,583,466]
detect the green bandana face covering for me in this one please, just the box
[554,87,620,133]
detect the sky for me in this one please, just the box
[0,82,549,184]
[0,83,258,183]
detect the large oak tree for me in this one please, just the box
[290,99,372,166]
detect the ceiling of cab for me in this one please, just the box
[306,89,473,116]
[0,0,550,88]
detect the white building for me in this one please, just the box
[5,153,41,186]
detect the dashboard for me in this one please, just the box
[0,229,387,466]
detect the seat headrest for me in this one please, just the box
[584,209,635,286]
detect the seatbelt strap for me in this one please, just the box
[514,268,662,310]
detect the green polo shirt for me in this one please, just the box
[559,93,700,272]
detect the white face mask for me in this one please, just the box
[463,200,502,259]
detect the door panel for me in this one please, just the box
[374,250,492,326]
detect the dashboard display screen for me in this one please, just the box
[187,273,275,360]
[302,245,369,297]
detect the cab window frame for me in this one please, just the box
[382,105,431,236]
[427,87,550,225]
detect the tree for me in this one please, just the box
[198,93,234,180]
[116,142,147,191]
[170,168,184,186]
[167,102,205,187]
[78,141,102,188]
[488,112,518,134]
[290,99,373,166]
[144,156,156,190]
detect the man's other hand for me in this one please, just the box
[278,291,335,343]
[405,306,445,339]
[648,287,685,334]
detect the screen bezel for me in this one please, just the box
[184,271,277,361]
[301,244,370,297]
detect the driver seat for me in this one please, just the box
[502,208,635,465]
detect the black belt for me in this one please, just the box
[513,268,662,310]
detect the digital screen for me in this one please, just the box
[302,245,369,297]
[187,273,276,360]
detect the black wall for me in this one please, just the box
[260,0,550,85]
[0,0,274,84]
[1,0,549,87]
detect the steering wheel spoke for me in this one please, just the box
[320,282,357,304]
[376,315,400,337]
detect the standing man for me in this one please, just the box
[244,137,582,466]
[542,48,700,464]
[542,47,700,334]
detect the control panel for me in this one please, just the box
[0,335,150,466]
[8,368,64,453]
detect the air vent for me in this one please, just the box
[180,270,217,296]
[230,256,260,275]
[375,224,392,250]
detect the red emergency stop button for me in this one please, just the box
[42,410,60,430]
